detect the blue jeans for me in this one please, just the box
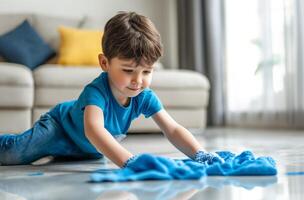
[0,113,102,165]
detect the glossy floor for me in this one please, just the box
[0,128,303,200]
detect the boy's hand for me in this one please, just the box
[122,155,138,168]
[194,150,224,164]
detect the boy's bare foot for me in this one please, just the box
[31,156,54,165]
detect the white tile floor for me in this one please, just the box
[0,127,303,200]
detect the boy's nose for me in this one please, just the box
[131,75,142,85]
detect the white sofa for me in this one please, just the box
[0,13,210,133]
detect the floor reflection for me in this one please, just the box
[0,173,278,200]
[93,180,204,200]
[205,176,277,190]
[92,176,277,200]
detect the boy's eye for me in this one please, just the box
[143,71,151,74]
[123,69,133,73]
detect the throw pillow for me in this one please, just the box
[0,20,55,70]
[57,26,103,66]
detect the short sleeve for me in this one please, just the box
[79,85,106,111]
[141,89,163,118]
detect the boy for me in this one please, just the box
[0,12,222,168]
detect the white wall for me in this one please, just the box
[0,0,179,69]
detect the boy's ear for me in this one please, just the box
[98,53,109,71]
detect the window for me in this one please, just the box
[225,0,286,125]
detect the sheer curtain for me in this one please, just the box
[225,0,304,128]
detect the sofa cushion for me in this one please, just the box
[57,26,103,66]
[152,70,210,108]
[0,63,33,86]
[152,70,210,89]
[32,14,84,51]
[34,64,101,87]
[0,13,34,35]
[0,20,55,70]
[33,65,209,108]
[0,63,33,108]
[0,110,32,133]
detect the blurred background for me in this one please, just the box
[1,0,304,130]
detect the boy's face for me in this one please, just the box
[98,54,154,105]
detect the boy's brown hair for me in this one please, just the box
[102,11,163,65]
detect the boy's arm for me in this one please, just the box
[84,105,134,168]
[152,109,204,159]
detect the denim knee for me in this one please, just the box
[0,134,24,165]
[0,113,63,165]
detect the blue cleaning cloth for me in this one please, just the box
[90,151,277,182]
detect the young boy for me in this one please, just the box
[0,12,222,168]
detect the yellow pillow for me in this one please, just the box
[57,26,103,66]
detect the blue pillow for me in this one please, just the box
[0,20,55,70]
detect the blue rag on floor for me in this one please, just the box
[90,151,277,182]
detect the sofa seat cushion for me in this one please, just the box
[152,70,210,89]
[34,64,101,87]
[0,63,33,108]
[0,109,32,133]
[34,65,209,108]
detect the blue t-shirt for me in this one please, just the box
[49,72,163,154]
